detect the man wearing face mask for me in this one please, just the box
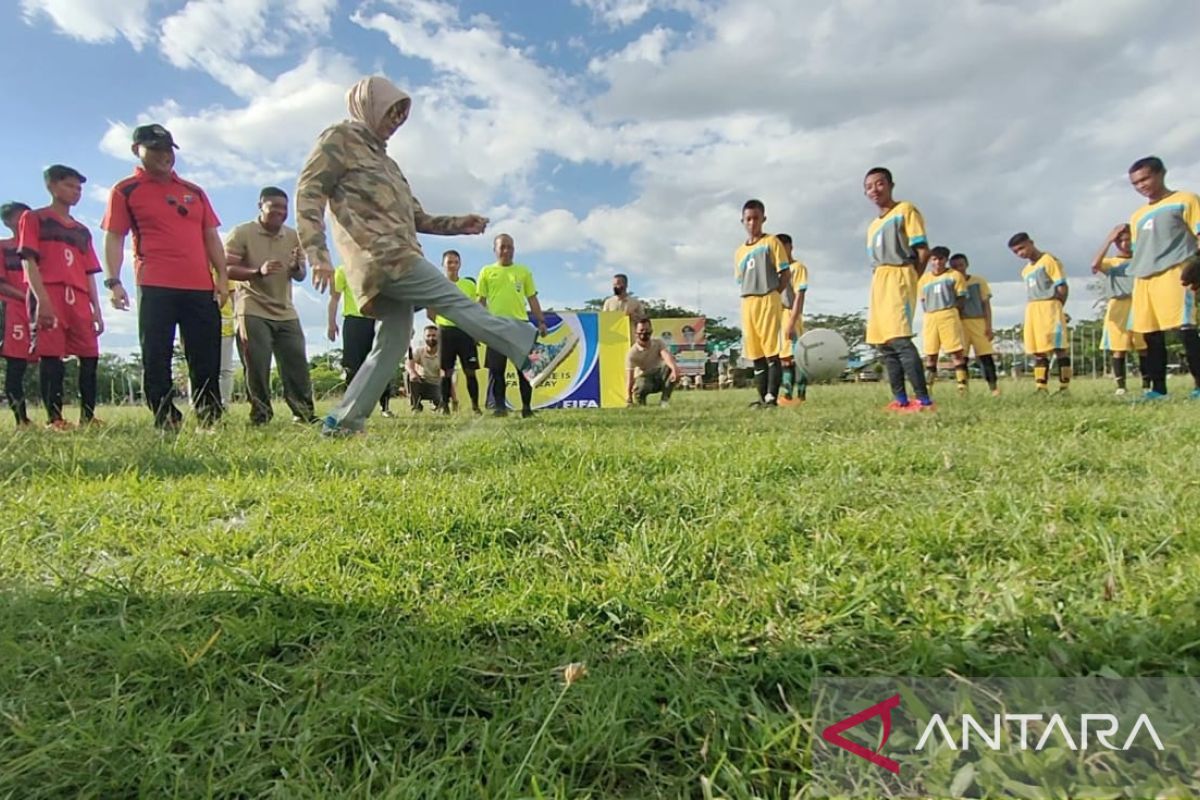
[297,76,538,436]
[405,325,443,412]
[224,187,316,425]
[625,317,680,408]
[602,273,646,342]
[102,124,230,431]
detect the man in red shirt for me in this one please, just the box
[101,124,230,430]
[19,166,105,430]
[0,201,34,427]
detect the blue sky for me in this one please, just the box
[7,0,1200,355]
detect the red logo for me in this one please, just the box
[820,694,901,774]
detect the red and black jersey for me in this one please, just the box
[17,208,100,290]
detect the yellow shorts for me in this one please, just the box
[866,265,918,345]
[1131,265,1198,333]
[960,317,995,357]
[1102,296,1146,353]
[1023,300,1067,354]
[777,317,805,359]
[922,310,965,356]
[741,293,784,360]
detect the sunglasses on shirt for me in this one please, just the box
[165,196,189,217]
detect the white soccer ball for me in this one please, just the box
[793,328,850,383]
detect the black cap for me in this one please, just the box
[132,123,178,150]
[44,164,87,184]
[0,202,31,219]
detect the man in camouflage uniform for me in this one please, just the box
[297,75,537,434]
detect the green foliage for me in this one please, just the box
[1,382,1199,797]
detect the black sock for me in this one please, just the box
[1113,355,1127,389]
[980,355,997,390]
[1138,353,1151,390]
[79,356,98,421]
[925,365,937,386]
[518,371,533,411]
[40,357,65,421]
[440,375,452,407]
[489,367,507,410]
[1145,332,1167,394]
[1057,355,1072,386]
[5,357,29,424]
[1180,328,1200,389]
[879,343,906,402]
[896,338,929,401]
[766,356,781,400]
[465,371,480,409]
[753,358,768,401]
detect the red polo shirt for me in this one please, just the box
[17,207,100,290]
[101,167,220,291]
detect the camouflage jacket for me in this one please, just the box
[296,120,470,317]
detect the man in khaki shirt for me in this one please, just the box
[225,187,316,425]
[626,318,680,407]
[405,325,443,412]
[602,273,647,341]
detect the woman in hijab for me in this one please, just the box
[296,75,537,434]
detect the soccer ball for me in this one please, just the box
[793,328,850,383]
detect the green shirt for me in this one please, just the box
[436,276,478,327]
[334,265,364,318]
[477,262,536,321]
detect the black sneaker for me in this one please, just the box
[492,409,509,418]
[521,408,535,419]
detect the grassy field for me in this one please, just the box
[2,378,1199,799]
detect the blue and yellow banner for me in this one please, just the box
[455,311,628,409]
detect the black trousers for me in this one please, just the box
[138,286,222,427]
[342,315,393,409]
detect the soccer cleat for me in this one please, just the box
[380,409,394,418]
[437,404,451,416]
[521,408,535,419]
[492,408,509,418]
[956,384,967,396]
[472,407,483,416]
[1190,388,1200,400]
[1114,388,1127,397]
[990,388,1001,397]
[659,400,670,409]
[45,419,75,432]
[320,414,361,437]
[884,400,915,413]
[80,417,106,428]
[777,396,800,407]
[909,399,936,413]
[1136,390,1168,403]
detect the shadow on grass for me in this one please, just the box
[1,587,1197,799]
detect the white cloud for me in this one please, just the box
[20,0,154,49]
[98,50,359,191]
[572,0,707,28]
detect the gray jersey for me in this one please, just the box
[961,276,991,319]
[1128,191,1200,279]
[1022,253,1066,301]
[1098,257,1133,300]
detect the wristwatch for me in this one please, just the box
[103,277,122,289]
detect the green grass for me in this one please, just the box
[2,379,1199,798]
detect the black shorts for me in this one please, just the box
[439,325,479,371]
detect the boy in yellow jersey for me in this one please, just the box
[918,246,969,394]
[949,253,1000,396]
[1125,156,1200,400]
[1008,232,1069,393]
[734,199,790,408]
[427,249,481,414]
[776,232,808,404]
[1090,224,1148,395]
[863,167,932,412]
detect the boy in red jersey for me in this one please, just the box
[18,166,104,429]
[1,202,34,426]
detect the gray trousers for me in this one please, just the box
[240,315,315,423]
[332,257,536,430]
[635,366,676,403]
